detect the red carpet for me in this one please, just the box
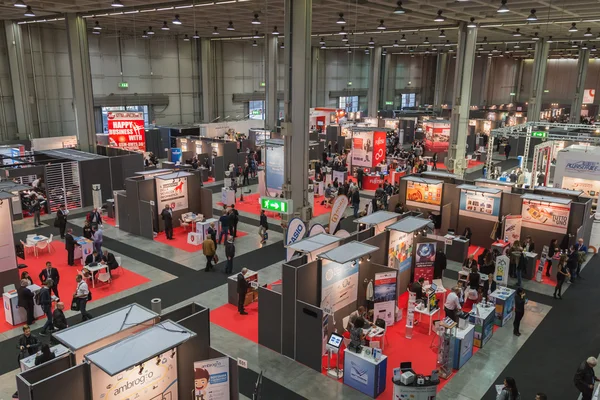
[7,246,150,334]
[217,193,330,219]
[154,226,248,252]
[103,216,116,227]
[468,245,484,260]
[211,301,259,343]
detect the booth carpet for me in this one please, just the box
[154,226,248,252]
[5,247,150,334]
[217,193,330,219]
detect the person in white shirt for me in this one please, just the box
[444,287,462,323]
[73,275,93,321]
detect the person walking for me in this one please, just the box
[575,237,588,279]
[202,236,216,272]
[31,198,41,227]
[545,239,558,276]
[52,302,68,331]
[554,255,569,299]
[352,187,360,218]
[575,357,600,400]
[92,226,103,255]
[432,152,438,171]
[39,278,54,336]
[207,222,217,249]
[56,205,68,239]
[356,167,364,190]
[229,205,239,238]
[83,220,93,240]
[567,244,578,283]
[237,267,249,315]
[243,163,250,186]
[17,279,35,326]
[504,143,512,160]
[161,205,174,240]
[218,210,229,244]
[87,207,102,229]
[259,210,268,245]
[39,261,60,298]
[74,275,92,321]
[496,377,520,400]
[225,237,235,274]
[65,228,76,266]
[513,287,526,336]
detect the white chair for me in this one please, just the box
[180,218,190,232]
[374,324,388,351]
[47,234,55,253]
[97,272,111,285]
[21,240,36,257]
[35,240,50,257]
[112,256,123,276]
[342,316,350,331]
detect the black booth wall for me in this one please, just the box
[28,364,91,400]
[258,286,282,352]
[295,300,324,373]
[79,158,112,207]
[108,153,145,191]
[281,256,308,358]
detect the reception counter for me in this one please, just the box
[453,324,475,369]
[469,303,495,348]
[444,235,470,263]
[392,381,437,399]
[3,285,44,326]
[490,287,515,327]
[361,171,406,191]
[343,348,387,398]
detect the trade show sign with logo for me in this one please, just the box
[193,357,230,400]
[414,242,436,282]
[583,89,596,104]
[424,120,451,152]
[406,181,443,210]
[521,200,570,234]
[286,218,307,261]
[91,351,178,400]
[503,215,522,244]
[459,190,501,222]
[266,144,284,193]
[329,195,349,234]
[372,131,387,166]
[373,271,397,326]
[564,160,600,176]
[156,177,189,211]
[320,260,359,315]
[495,255,510,286]
[107,111,146,151]
[387,230,413,272]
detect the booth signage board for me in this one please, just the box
[260,197,291,214]
[406,181,443,210]
[329,195,349,233]
[107,111,145,151]
[521,200,570,234]
[321,261,359,314]
[414,242,436,282]
[503,215,522,243]
[374,272,397,326]
[495,255,510,286]
[266,144,284,193]
[193,357,231,400]
[561,176,600,199]
[171,148,182,163]
[564,160,600,177]
[459,190,501,222]
[392,382,437,399]
[90,351,178,400]
[372,131,387,166]
[388,230,413,272]
[351,131,374,168]
[424,121,451,152]
[475,181,513,193]
[286,218,307,261]
[156,177,189,211]
[583,89,596,104]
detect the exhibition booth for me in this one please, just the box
[197,119,264,139]
[554,145,600,210]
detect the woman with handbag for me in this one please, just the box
[72,275,93,321]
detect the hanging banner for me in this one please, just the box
[193,357,231,400]
[503,215,522,243]
[406,181,443,211]
[156,176,189,211]
[459,190,501,222]
[373,271,397,326]
[107,111,146,151]
[495,255,510,286]
[414,242,436,282]
[286,218,307,261]
[309,224,326,237]
[321,260,359,314]
[372,131,387,166]
[329,195,349,234]
[521,200,570,234]
[351,131,374,168]
[266,145,284,193]
[388,230,413,272]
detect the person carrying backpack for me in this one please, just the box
[38,279,55,336]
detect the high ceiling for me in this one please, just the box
[4,0,600,54]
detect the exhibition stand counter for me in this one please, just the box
[490,287,516,327]
[343,348,387,398]
[453,324,475,370]
[469,303,495,348]
[20,344,69,372]
[360,171,405,190]
[492,240,510,255]
[522,251,538,280]
[73,236,93,266]
[4,284,44,325]
[443,234,470,263]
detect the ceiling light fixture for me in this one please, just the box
[377,19,386,30]
[253,31,260,39]
[13,0,27,8]
[111,0,124,7]
[400,34,406,42]
[547,36,554,43]
[572,41,579,48]
[532,32,539,40]
[251,13,261,25]
[212,27,219,35]
[445,40,451,47]
[569,23,577,32]
[183,34,189,41]
[141,30,148,38]
[592,45,597,52]
[478,44,484,51]
[272,26,279,35]
[423,37,429,44]
[342,35,348,42]
[193,31,200,39]
[497,0,509,13]
[527,9,537,21]
[393,40,399,47]
[162,21,170,30]
[582,43,589,49]
[320,44,326,49]
[337,13,346,24]
[467,17,477,28]
[393,1,406,14]
[92,29,100,35]
[252,40,258,46]
[514,42,520,48]
[280,42,284,49]
[347,49,352,54]
[93,21,102,30]
[172,15,182,25]
[527,44,533,50]
[227,21,234,31]
[513,28,521,37]
[147,26,154,35]
[339,27,346,35]
[365,49,370,54]
[439,30,446,38]
[434,10,445,22]
[24,5,34,16]
[584,28,593,37]
[319,37,325,45]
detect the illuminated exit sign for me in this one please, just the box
[260,197,292,213]
[118,82,129,89]
[385,101,393,105]
[531,131,547,138]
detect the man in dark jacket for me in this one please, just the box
[237,268,249,315]
[39,279,54,336]
[18,280,35,325]
[352,188,360,218]
[433,249,447,279]
[357,168,364,190]
[229,205,239,237]
[225,237,235,274]
[243,163,250,186]
[65,228,76,266]
[567,244,579,283]
[18,325,39,356]
[52,302,68,331]
[259,210,268,245]
[103,250,119,276]
[39,261,60,298]
[161,205,174,240]
[87,207,102,228]
[56,205,68,238]
[574,357,600,400]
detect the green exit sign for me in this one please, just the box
[260,82,266,87]
[385,101,393,105]
[260,197,292,213]
[531,131,547,138]
[118,82,129,89]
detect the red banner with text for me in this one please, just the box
[372,131,387,167]
[107,112,146,151]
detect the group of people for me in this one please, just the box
[201,205,242,274]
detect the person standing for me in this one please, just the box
[74,275,92,321]
[52,302,68,331]
[218,210,229,244]
[243,163,250,186]
[567,244,578,283]
[545,239,558,276]
[513,287,526,336]
[34,344,56,366]
[554,255,569,299]
[496,377,520,400]
[433,248,447,279]
[225,237,235,274]
[82,220,93,240]
[39,261,60,298]
[18,325,39,356]
[443,287,462,322]
[17,279,35,326]
[161,205,174,240]
[575,237,588,279]
[207,222,217,249]
[87,207,102,229]
[575,357,600,400]
[31,198,41,227]
[356,167,364,190]
[352,187,360,218]
[237,267,249,315]
[56,205,68,239]
[65,228,76,266]
[504,143,511,160]
[259,210,268,245]
[229,205,239,238]
[92,226,103,255]
[39,278,54,336]
[432,152,438,171]
[202,236,216,272]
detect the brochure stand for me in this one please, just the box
[406,292,416,339]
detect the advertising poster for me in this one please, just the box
[171,148,182,164]
[495,255,510,286]
[320,260,359,315]
[266,145,284,193]
[521,200,570,234]
[91,351,178,400]
[193,357,230,400]
[459,190,501,222]
[372,131,387,166]
[424,121,451,152]
[406,181,443,210]
[107,111,146,151]
[156,176,189,211]
[414,242,436,282]
[329,195,349,234]
[286,218,307,261]
[561,176,600,199]
[503,215,522,243]
[351,131,374,168]
[373,271,397,326]
[387,230,413,272]
[583,89,596,104]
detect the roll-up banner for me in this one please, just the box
[286,217,307,261]
[373,271,397,326]
[388,230,413,272]
[265,145,284,193]
[329,195,349,233]
[414,242,436,282]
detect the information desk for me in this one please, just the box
[392,381,437,399]
[361,171,406,191]
[491,241,510,256]
[221,188,236,205]
[444,235,470,263]
[3,284,44,326]
[227,270,259,306]
[20,344,69,371]
[196,218,220,241]
[414,306,440,336]
[73,236,93,266]
[469,304,495,348]
[522,252,538,280]
[453,324,475,370]
[490,287,516,327]
[343,348,387,398]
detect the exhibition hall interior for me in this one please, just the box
[2,0,600,398]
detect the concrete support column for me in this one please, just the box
[200,38,216,122]
[382,53,395,108]
[527,39,550,121]
[448,22,477,178]
[65,14,95,152]
[513,59,524,102]
[310,47,318,107]
[480,56,493,107]
[4,21,33,139]
[367,46,382,117]
[433,53,448,114]
[283,0,311,220]
[570,49,590,124]
[265,35,279,130]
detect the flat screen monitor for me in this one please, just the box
[327,333,344,349]
[431,282,437,292]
